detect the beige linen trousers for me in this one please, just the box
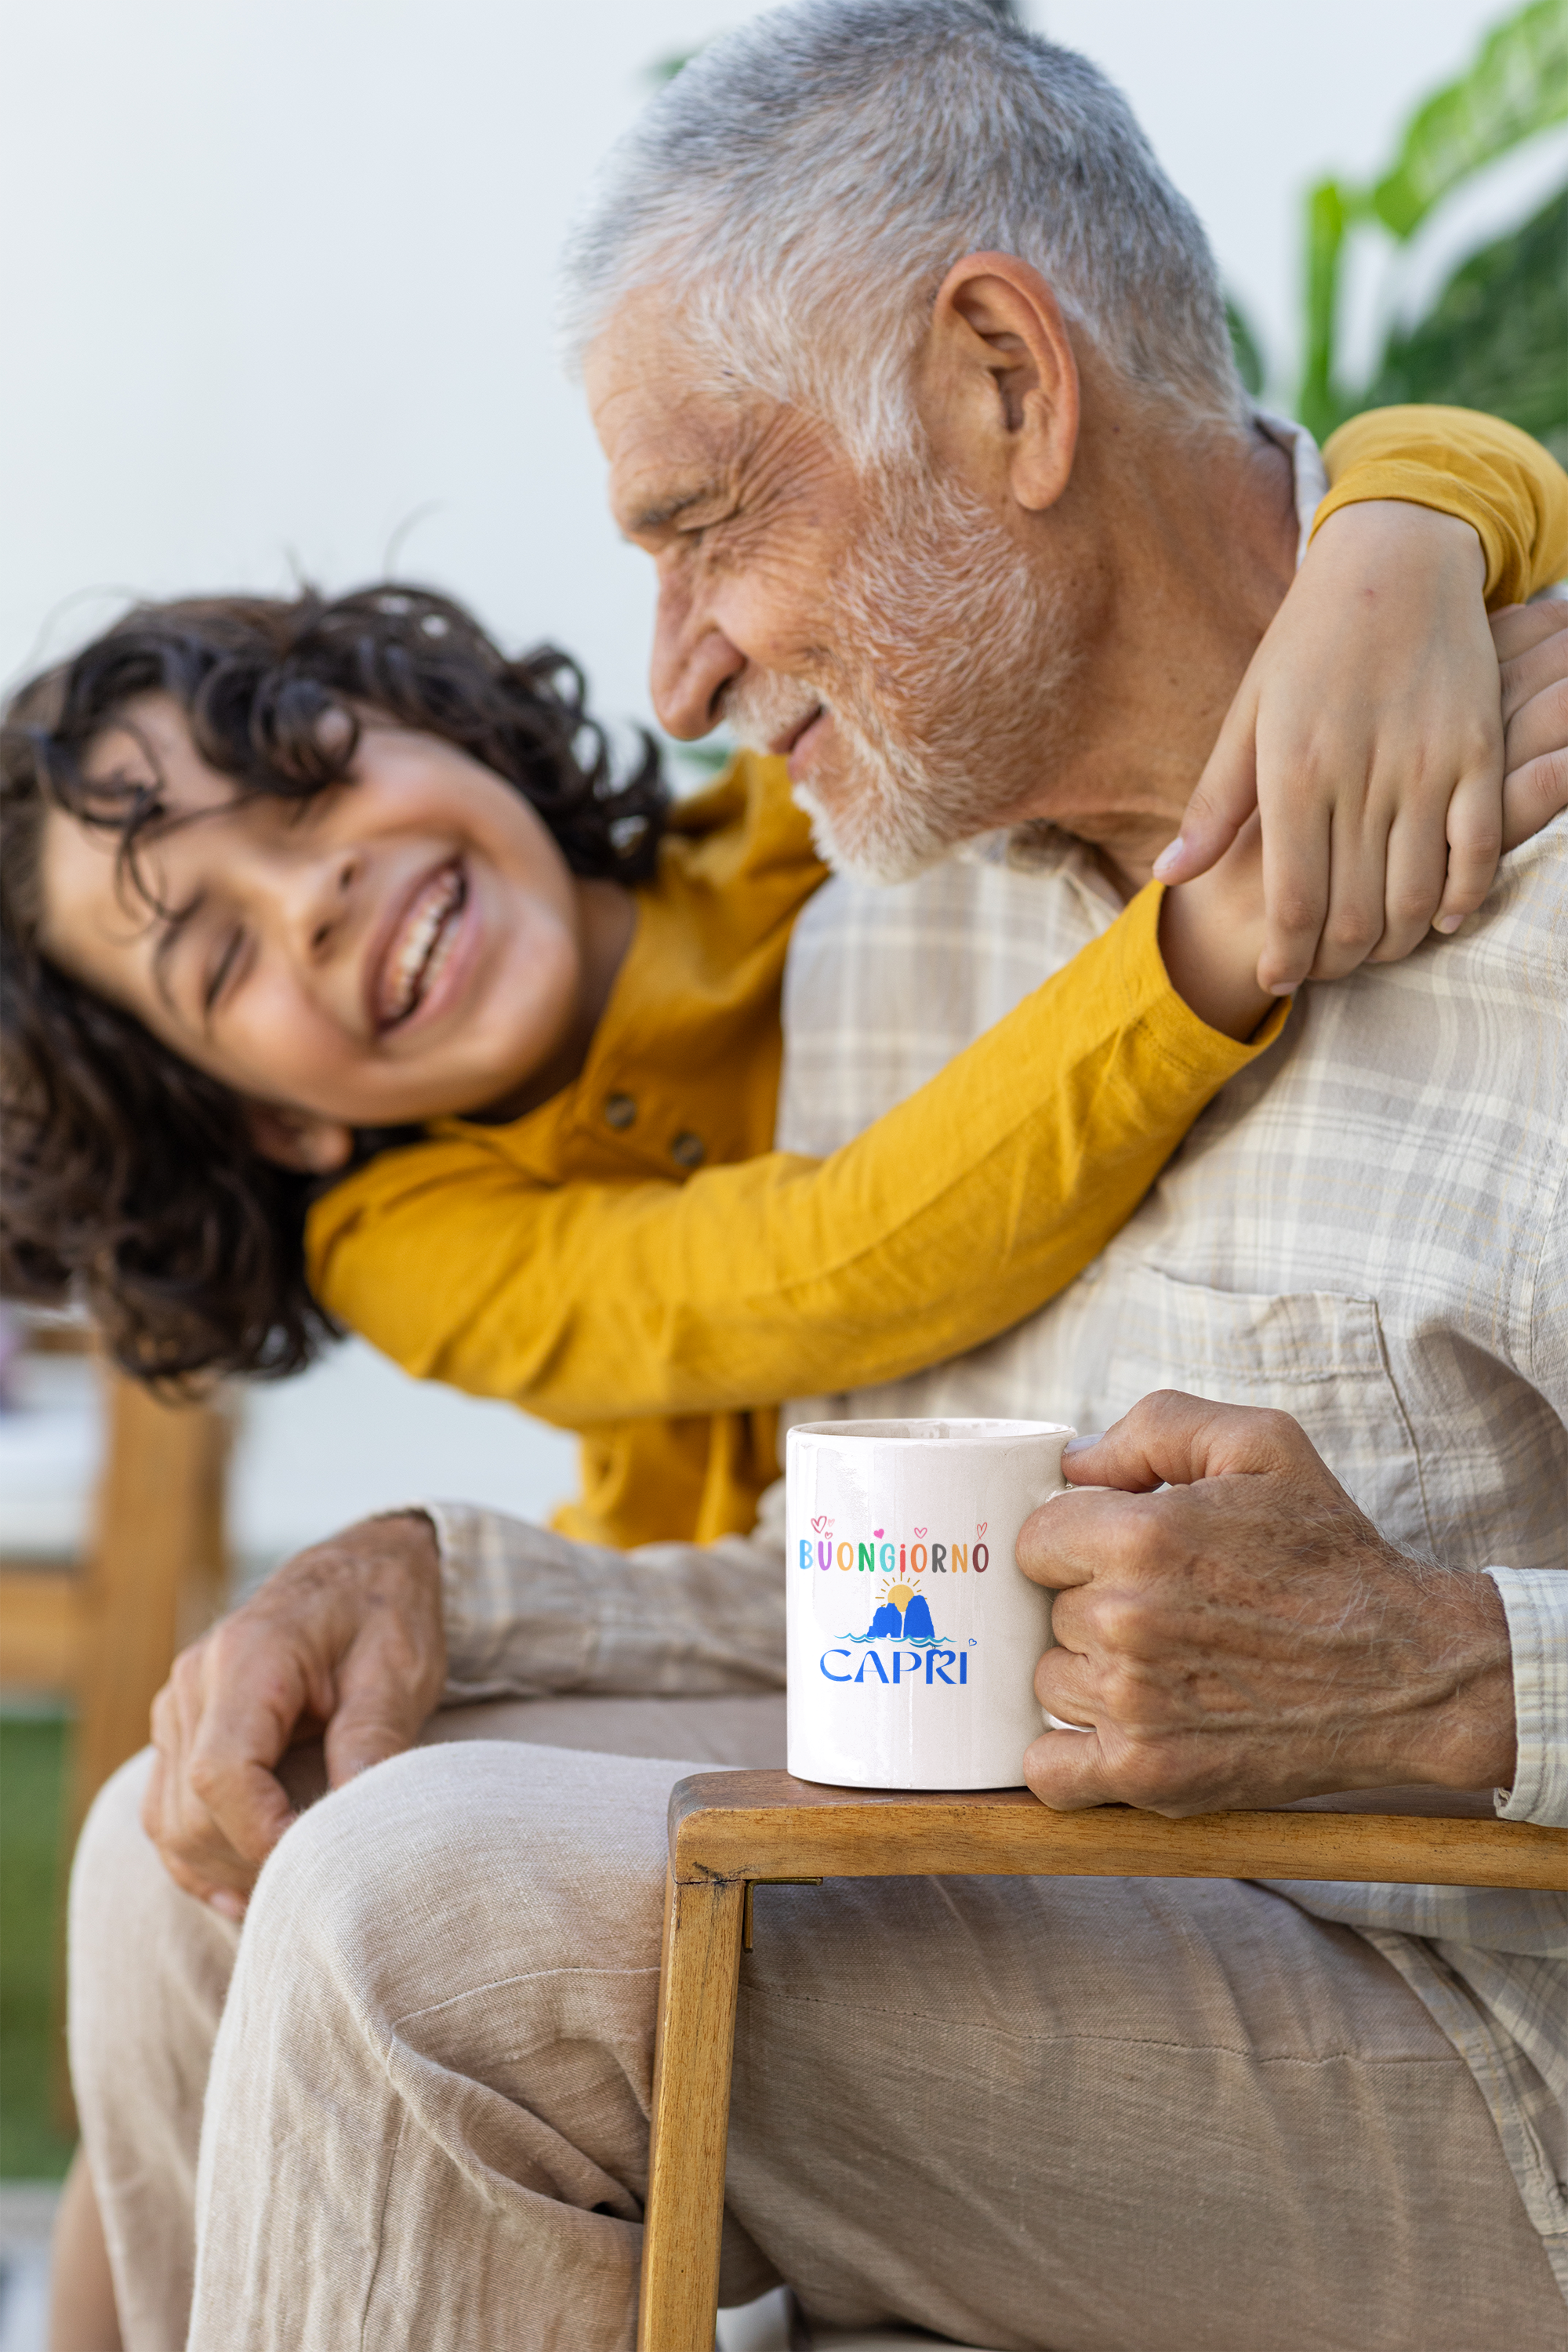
[69,1690,1563,2352]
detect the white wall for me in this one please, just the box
[2,0,1526,717]
[1039,2,1566,394]
[228,1341,578,1589]
[0,0,1526,1563]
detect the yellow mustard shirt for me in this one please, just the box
[307,408,1568,1551]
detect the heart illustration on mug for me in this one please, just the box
[914,1525,927,1537]
[811,1515,830,1534]
[976,1521,988,1536]
[873,1528,884,1539]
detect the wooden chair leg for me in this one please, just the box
[60,1373,227,2138]
[638,1867,746,2350]
[69,1368,229,1838]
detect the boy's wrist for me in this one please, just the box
[1307,490,1489,592]
[1157,848,1272,1041]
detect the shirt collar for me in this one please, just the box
[1252,408,1330,568]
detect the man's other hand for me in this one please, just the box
[140,1512,446,1915]
[1017,1392,1516,1816]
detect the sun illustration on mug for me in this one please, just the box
[848,1578,942,1645]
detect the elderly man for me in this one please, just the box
[66,5,1566,2349]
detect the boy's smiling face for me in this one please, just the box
[39,693,619,1166]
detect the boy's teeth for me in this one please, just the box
[384,866,463,1023]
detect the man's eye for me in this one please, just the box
[204,929,245,1013]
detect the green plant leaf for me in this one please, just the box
[1296,1,1568,437]
[1225,295,1265,397]
[1371,0,1568,238]
[1298,178,1355,441]
[1363,183,1568,461]
[671,743,735,777]
[646,49,702,85]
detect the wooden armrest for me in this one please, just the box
[642,1778,1564,2347]
[667,1770,1568,1893]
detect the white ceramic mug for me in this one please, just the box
[786,1417,1074,1790]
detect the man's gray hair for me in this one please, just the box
[561,0,1246,459]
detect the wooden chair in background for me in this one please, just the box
[641,1770,1568,2352]
[0,1322,230,1842]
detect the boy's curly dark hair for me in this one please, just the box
[0,583,668,1387]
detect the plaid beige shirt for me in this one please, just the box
[430,429,1568,2288]
[774,800,1568,2288]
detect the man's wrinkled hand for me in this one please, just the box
[1017,1392,1516,1817]
[140,1511,446,1916]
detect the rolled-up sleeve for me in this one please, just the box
[1316,406,1568,604]
[1489,1567,1568,1828]
[424,1498,786,1704]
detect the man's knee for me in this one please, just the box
[68,1744,239,2212]
[70,1747,233,1998]
[241,1738,676,2024]
[71,1746,156,1918]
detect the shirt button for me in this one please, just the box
[603,1092,637,1131]
[670,1131,706,1169]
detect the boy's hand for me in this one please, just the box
[1495,600,1568,848]
[1156,501,1509,991]
[140,1511,446,1915]
[1158,598,1568,1030]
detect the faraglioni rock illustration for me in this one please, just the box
[901,1593,935,1640]
[851,1585,941,1643]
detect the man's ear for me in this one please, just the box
[917,251,1080,514]
[243,1101,356,1174]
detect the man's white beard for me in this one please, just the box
[725,463,1079,883]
